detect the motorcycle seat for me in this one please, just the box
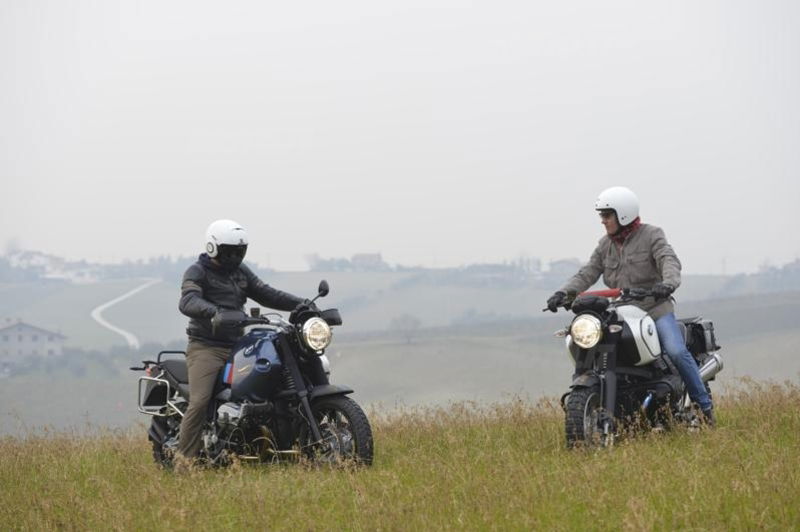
[162,359,189,384]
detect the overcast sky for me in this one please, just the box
[1,0,798,274]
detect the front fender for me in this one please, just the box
[309,384,354,401]
[570,373,600,389]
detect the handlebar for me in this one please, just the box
[543,287,661,313]
[236,315,285,328]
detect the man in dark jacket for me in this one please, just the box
[545,187,715,425]
[176,219,305,461]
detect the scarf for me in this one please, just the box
[610,217,641,246]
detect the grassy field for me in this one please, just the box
[1,381,797,530]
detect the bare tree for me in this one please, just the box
[390,314,422,344]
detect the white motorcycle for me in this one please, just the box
[550,288,723,447]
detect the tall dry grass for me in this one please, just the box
[1,381,798,531]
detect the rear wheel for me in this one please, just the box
[150,417,179,468]
[565,386,610,448]
[300,396,373,465]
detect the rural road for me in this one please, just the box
[90,278,162,349]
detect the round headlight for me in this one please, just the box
[570,314,603,349]
[302,317,332,352]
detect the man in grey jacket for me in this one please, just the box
[546,187,715,425]
[176,219,305,463]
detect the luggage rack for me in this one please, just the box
[136,350,187,417]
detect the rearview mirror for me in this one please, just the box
[317,280,330,298]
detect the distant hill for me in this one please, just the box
[1,250,798,350]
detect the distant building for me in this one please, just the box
[351,253,390,272]
[0,319,66,361]
[308,252,392,272]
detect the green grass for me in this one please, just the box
[1,381,798,530]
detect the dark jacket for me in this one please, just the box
[559,223,682,320]
[179,254,303,346]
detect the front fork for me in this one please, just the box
[279,338,324,443]
[596,344,619,437]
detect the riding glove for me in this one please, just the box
[547,291,567,312]
[651,283,674,300]
[211,308,247,335]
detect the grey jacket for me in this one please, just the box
[179,254,304,346]
[559,224,681,320]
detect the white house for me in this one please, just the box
[0,319,66,361]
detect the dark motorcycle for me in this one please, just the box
[549,288,723,447]
[131,280,373,467]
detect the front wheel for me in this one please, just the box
[300,396,374,466]
[565,386,611,448]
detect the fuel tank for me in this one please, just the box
[222,328,284,402]
[614,305,660,366]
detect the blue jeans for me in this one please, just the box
[655,313,713,411]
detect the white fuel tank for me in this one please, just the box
[615,305,661,366]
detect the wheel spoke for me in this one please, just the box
[301,397,373,466]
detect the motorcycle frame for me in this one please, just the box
[569,316,686,430]
[569,308,671,430]
[206,325,354,454]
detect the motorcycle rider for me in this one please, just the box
[545,187,715,425]
[176,219,306,464]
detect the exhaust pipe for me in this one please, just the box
[699,352,723,382]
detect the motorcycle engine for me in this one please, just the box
[217,402,242,427]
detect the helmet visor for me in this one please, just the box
[217,244,248,269]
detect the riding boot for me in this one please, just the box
[701,407,716,428]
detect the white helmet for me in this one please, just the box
[595,186,639,226]
[205,219,249,258]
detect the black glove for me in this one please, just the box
[547,291,567,312]
[289,299,319,323]
[652,283,674,300]
[211,309,247,335]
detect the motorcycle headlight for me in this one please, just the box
[570,314,603,349]
[302,317,332,352]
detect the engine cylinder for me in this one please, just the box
[217,402,241,426]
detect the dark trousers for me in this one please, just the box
[177,339,230,459]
